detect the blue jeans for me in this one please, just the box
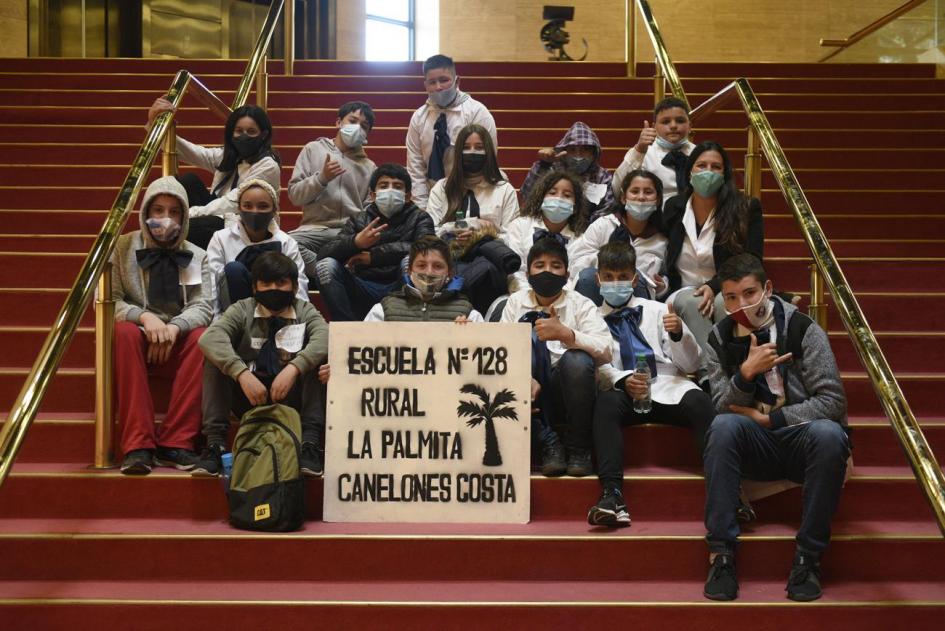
[574,266,651,306]
[314,257,397,321]
[533,349,597,452]
[703,414,850,554]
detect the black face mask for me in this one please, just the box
[232,133,266,160]
[255,289,294,312]
[462,152,486,174]
[565,155,592,174]
[240,210,274,233]
[528,271,568,298]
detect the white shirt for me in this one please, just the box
[205,220,309,316]
[406,92,498,210]
[364,303,485,322]
[612,140,695,202]
[677,197,717,289]
[176,137,282,227]
[597,296,702,404]
[499,287,612,368]
[501,215,580,291]
[426,177,519,231]
[568,214,667,284]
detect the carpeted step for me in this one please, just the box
[636,62,938,78]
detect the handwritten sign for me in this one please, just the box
[324,322,532,523]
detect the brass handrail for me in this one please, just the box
[819,0,928,62]
[636,0,945,535]
[233,0,285,109]
[634,0,688,108]
[0,0,292,484]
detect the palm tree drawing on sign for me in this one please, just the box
[457,384,519,466]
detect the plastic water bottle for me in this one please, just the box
[220,452,233,494]
[633,352,652,414]
[454,206,468,230]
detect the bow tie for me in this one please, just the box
[533,228,569,247]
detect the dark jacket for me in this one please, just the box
[662,192,764,295]
[319,201,435,283]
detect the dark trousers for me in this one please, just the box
[219,261,253,312]
[314,257,396,321]
[201,362,326,447]
[593,388,714,490]
[533,349,597,452]
[703,414,850,554]
[176,173,224,251]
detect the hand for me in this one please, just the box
[653,274,666,295]
[147,324,181,365]
[238,371,269,407]
[320,153,346,184]
[354,217,388,250]
[139,312,171,345]
[693,284,715,318]
[454,229,474,245]
[537,147,566,163]
[270,363,300,402]
[346,251,371,268]
[534,305,575,344]
[635,120,658,153]
[729,404,771,428]
[531,378,542,413]
[662,302,682,336]
[739,333,793,381]
[147,96,175,126]
[318,363,330,384]
[623,372,650,401]
[454,315,471,325]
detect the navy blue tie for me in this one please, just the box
[604,305,656,376]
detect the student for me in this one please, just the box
[147,98,282,250]
[702,253,849,602]
[503,171,589,291]
[287,101,377,275]
[316,163,435,321]
[406,54,498,210]
[613,97,695,204]
[195,252,329,477]
[520,121,614,220]
[571,169,669,303]
[662,141,763,361]
[206,179,308,315]
[499,238,612,477]
[112,176,213,475]
[586,242,712,527]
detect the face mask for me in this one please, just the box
[410,271,448,296]
[655,135,688,151]
[541,196,574,224]
[375,188,406,218]
[431,82,459,107]
[624,201,658,222]
[528,270,568,298]
[255,288,294,312]
[565,155,592,174]
[461,151,486,174]
[725,288,772,330]
[340,123,367,148]
[690,170,724,198]
[240,210,274,233]
[145,217,181,243]
[599,280,635,307]
[232,133,265,160]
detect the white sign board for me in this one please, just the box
[324,322,532,524]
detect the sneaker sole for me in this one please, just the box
[120,465,151,476]
[587,507,631,528]
[567,467,592,477]
[703,590,738,601]
[786,591,822,602]
[153,458,196,471]
[189,468,220,478]
[301,467,324,478]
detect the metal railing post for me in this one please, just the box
[284,0,295,76]
[626,0,636,77]
[256,55,269,109]
[744,124,762,198]
[809,264,829,330]
[653,57,664,104]
[93,264,115,469]
[162,121,177,177]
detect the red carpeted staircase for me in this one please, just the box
[0,58,943,628]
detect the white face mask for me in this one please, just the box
[375,189,406,218]
[339,123,367,148]
[624,200,658,222]
[431,80,459,107]
[725,288,773,330]
[145,216,181,243]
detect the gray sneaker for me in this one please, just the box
[154,446,201,471]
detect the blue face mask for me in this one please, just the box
[624,201,658,222]
[541,196,574,224]
[690,170,724,198]
[339,123,366,148]
[599,280,635,307]
[655,135,688,151]
[375,189,405,218]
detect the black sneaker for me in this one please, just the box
[300,441,324,477]
[566,448,593,477]
[120,449,153,476]
[704,553,738,601]
[154,446,201,471]
[191,444,225,477]
[587,487,631,527]
[736,497,757,524]
[540,441,567,477]
[786,550,823,602]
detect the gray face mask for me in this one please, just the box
[431,81,459,107]
[566,156,592,174]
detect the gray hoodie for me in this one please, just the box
[110,176,213,333]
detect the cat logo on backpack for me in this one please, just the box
[254,504,271,521]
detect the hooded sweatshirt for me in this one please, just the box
[520,122,615,215]
[111,176,213,333]
[406,86,498,209]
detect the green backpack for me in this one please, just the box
[228,403,305,531]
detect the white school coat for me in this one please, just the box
[612,140,695,202]
[426,177,519,231]
[501,215,581,291]
[568,214,667,283]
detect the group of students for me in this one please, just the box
[118,54,851,603]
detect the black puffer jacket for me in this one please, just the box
[319,202,435,283]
